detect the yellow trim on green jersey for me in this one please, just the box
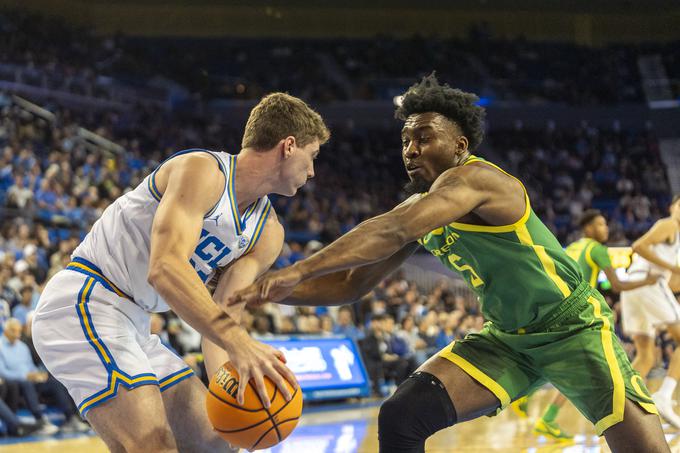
[516,224,572,298]
[588,295,625,435]
[439,346,511,409]
[449,156,531,233]
[584,241,600,288]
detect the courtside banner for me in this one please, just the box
[262,336,371,401]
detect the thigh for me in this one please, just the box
[87,385,176,453]
[432,329,542,421]
[540,293,657,435]
[161,375,235,453]
[603,399,669,453]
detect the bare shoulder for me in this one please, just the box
[155,152,225,196]
[653,217,678,233]
[262,206,284,237]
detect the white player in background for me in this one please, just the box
[32,93,329,452]
[622,194,680,427]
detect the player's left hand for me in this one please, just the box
[229,266,303,306]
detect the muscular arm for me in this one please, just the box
[202,215,284,378]
[284,242,420,306]
[293,167,489,281]
[632,219,680,272]
[147,154,239,350]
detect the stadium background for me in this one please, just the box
[0,0,679,451]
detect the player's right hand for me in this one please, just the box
[223,327,297,409]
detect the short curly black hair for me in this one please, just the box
[395,73,486,152]
[579,209,603,228]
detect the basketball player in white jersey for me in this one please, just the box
[31,93,330,452]
[622,194,680,427]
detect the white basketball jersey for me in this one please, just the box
[628,229,680,281]
[72,149,272,312]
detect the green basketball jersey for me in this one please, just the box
[418,156,583,331]
[565,237,612,288]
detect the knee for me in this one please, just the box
[378,372,457,446]
[378,393,404,434]
[122,425,176,453]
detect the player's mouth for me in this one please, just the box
[406,165,421,174]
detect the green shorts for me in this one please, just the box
[439,282,657,435]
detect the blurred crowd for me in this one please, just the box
[2,10,680,105]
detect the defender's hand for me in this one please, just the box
[222,327,297,408]
[229,266,303,306]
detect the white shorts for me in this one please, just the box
[32,259,194,417]
[620,278,680,338]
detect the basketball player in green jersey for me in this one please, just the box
[523,209,660,440]
[231,75,669,452]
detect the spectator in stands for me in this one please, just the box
[332,306,365,343]
[396,316,428,365]
[11,286,34,325]
[382,315,416,383]
[149,313,177,355]
[360,314,387,395]
[0,378,39,437]
[0,318,87,434]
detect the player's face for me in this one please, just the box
[591,215,609,242]
[279,139,319,196]
[4,324,21,342]
[401,112,466,194]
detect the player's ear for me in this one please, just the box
[456,136,469,153]
[282,136,296,159]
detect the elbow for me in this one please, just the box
[631,241,643,254]
[147,258,172,287]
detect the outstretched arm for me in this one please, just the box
[230,166,495,305]
[294,168,486,281]
[284,242,420,306]
[602,266,661,293]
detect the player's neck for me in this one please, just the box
[232,152,276,212]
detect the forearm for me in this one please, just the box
[612,279,656,293]
[286,272,358,306]
[149,256,238,349]
[295,214,408,281]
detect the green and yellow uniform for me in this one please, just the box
[419,156,656,435]
[565,237,612,288]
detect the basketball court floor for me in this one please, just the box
[2,387,680,453]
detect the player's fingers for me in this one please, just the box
[273,358,298,393]
[264,362,292,402]
[252,371,271,409]
[274,349,287,363]
[236,370,249,406]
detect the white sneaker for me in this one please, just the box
[652,392,680,429]
[60,417,90,433]
[35,420,59,436]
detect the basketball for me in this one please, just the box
[206,362,303,450]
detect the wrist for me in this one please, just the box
[292,260,313,280]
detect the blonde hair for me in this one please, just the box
[242,93,330,150]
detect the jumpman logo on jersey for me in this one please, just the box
[210,213,223,226]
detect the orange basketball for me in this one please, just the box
[206,362,303,450]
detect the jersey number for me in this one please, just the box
[448,253,484,288]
